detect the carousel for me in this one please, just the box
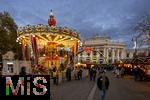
[16,10,80,74]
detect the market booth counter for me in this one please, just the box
[132,57,150,80]
[117,59,133,75]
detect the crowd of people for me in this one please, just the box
[50,64,107,85]
[132,66,145,81]
[50,64,85,85]
[19,63,149,100]
[113,67,125,78]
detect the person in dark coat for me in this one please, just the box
[66,67,72,81]
[89,67,93,81]
[97,71,109,100]
[20,67,26,75]
[77,68,83,80]
[92,67,97,81]
[52,67,57,85]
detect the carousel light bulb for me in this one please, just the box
[32,35,35,37]
[78,40,80,43]
[23,36,25,39]
[16,40,18,42]
[70,38,73,40]
[59,36,63,38]
[46,34,49,37]
[19,42,22,44]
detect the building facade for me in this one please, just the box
[78,36,127,64]
[1,51,31,75]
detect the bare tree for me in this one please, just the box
[134,13,150,48]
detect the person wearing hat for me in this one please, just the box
[97,71,109,100]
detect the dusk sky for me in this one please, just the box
[0,0,150,48]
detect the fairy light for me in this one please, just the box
[43,54,46,57]
[32,34,35,37]
[59,36,63,38]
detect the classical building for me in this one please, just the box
[125,48,150,59]
[77,36,127,64]
[1,51,31,75]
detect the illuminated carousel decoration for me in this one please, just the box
[17,10,80,74]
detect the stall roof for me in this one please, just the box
[119,56,150,65]
[144,57,150,64]
[125,59,133,64]
[131,56,150,65]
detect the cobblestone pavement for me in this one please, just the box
[94,72,150,100]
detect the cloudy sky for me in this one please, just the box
[0,0,150,48]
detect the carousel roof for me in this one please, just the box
[17,24,80,48]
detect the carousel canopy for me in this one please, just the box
[17,25,80,48]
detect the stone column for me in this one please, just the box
[112,49,115,63]
[103,48,106,63]
[90,51,92,63]
[106,48,109,63]
[96,49,98,63]
[117,49,120,60]
[120,49,123,59]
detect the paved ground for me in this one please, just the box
[94,72,150,100]
[50,76,95,100]
[50,71,150,100]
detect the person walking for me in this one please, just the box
[92,67,97,81]
[73,67,78,80]
[77,67,83,80]
[52,67,57,85]
[120,67,125,78]
[89,66,93,81]
[97,71,109,100]
[66,66,72,81]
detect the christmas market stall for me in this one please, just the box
[131,56,150,80]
